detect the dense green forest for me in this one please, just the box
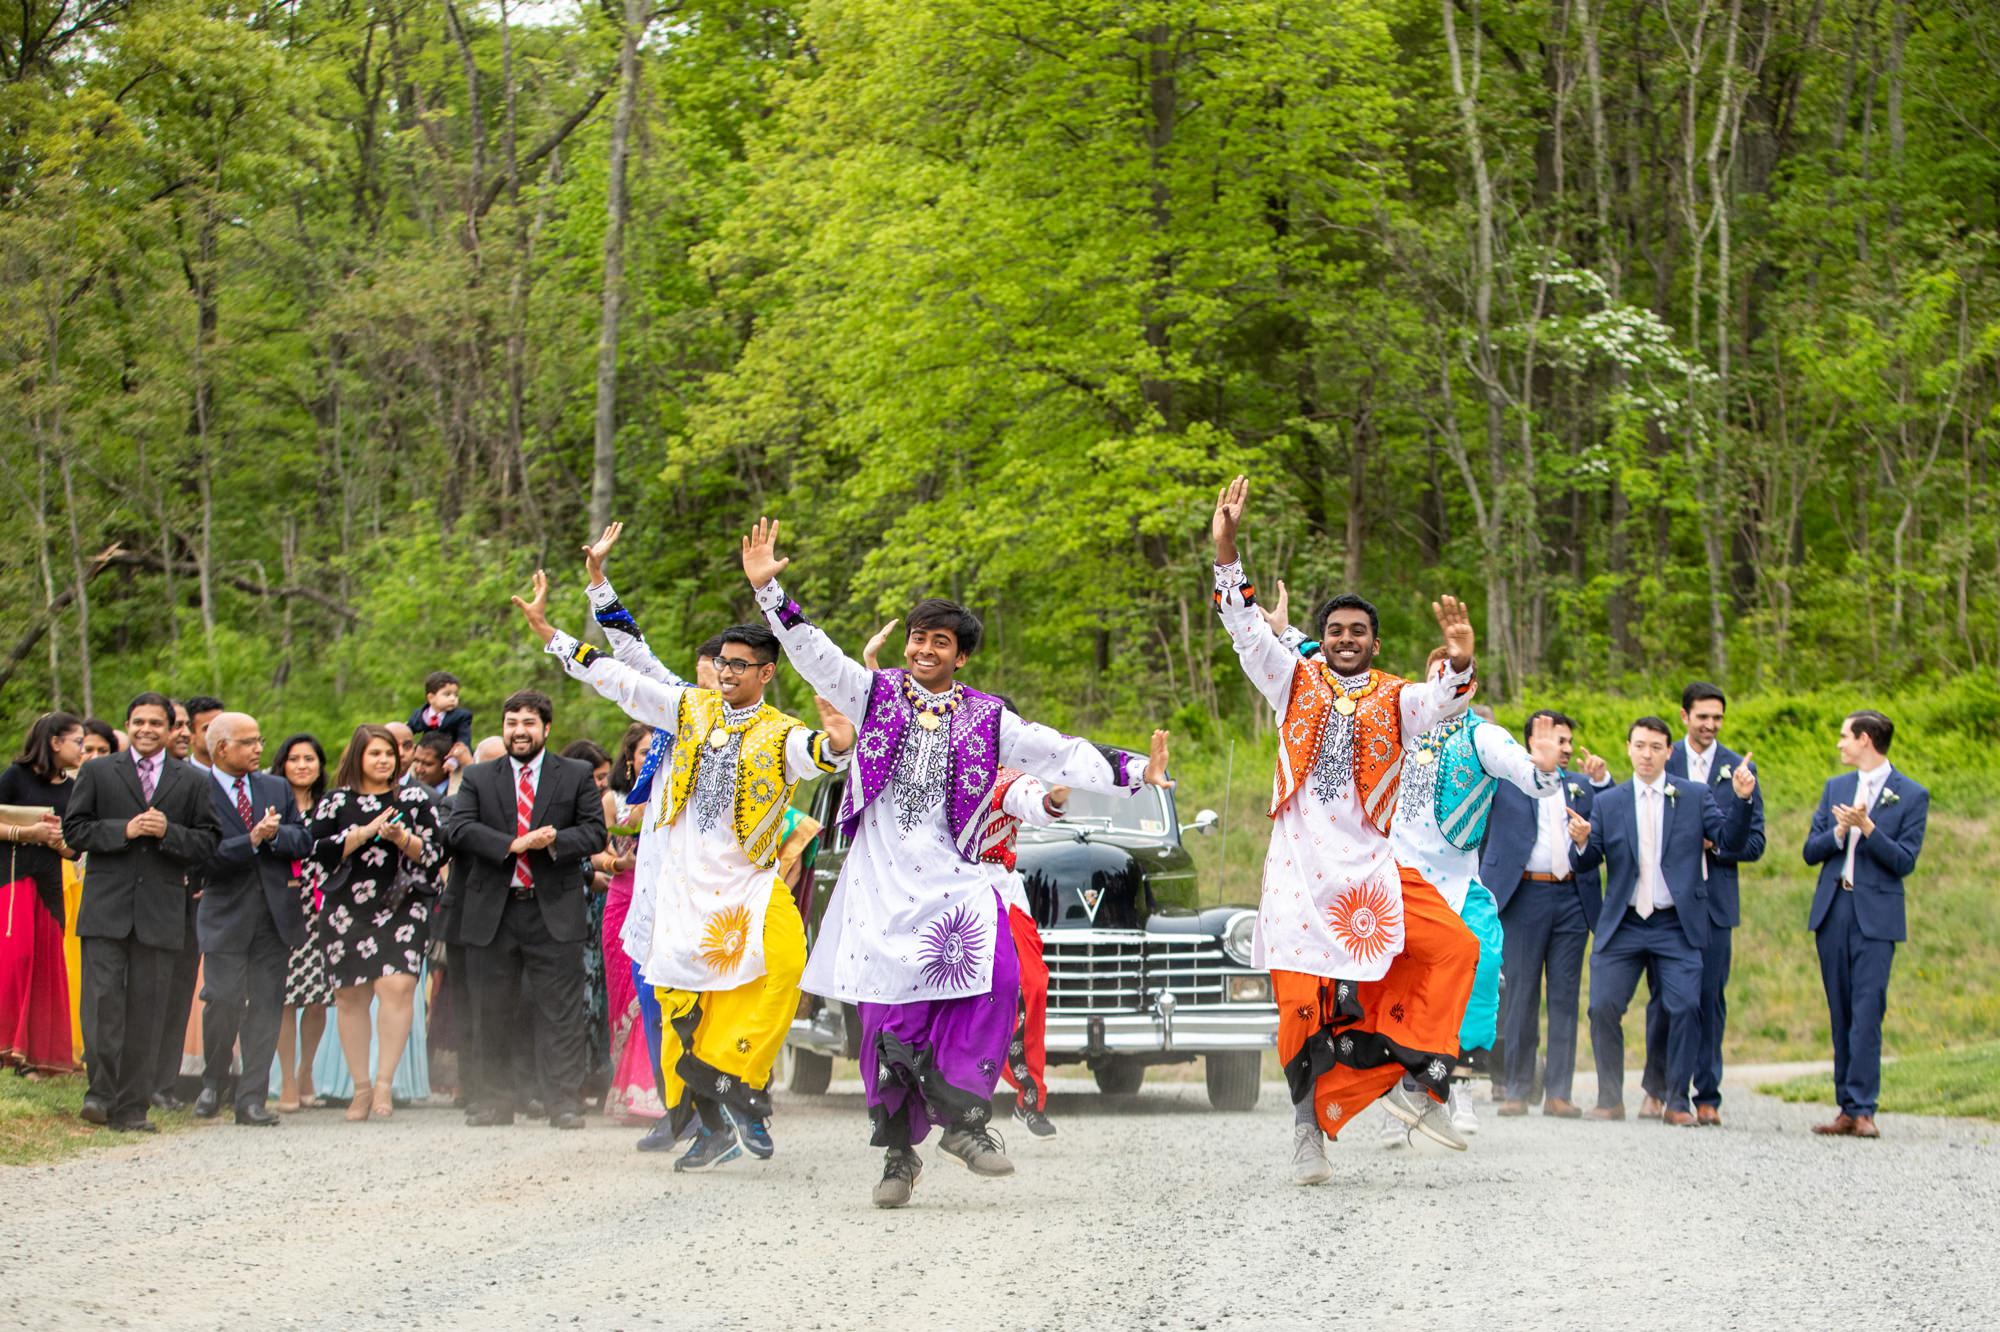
[5,0,1999,740]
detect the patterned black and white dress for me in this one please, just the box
[282,857,333,1006]
[305,785,443,988]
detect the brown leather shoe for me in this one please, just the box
[1638,1095,1665,1120]
[1811,1114,1857,1136]
[1662,1109,1699,1127]
[1496,1099,1528,1117]
[1851,1116,1880,1138]
[1587,1105,1626,1121]
[1696,1106,1722,1127]
[1543,1097,1583,1119]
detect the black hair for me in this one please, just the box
[1681,681,1726,713]
[717,623,780,666]
[424,670,460,694]
[1309,593,1380,640]
[501,689,554,724]
[183,695,225,721]
[127,691,174,723]
[1629,715,1674,742]
[15,712,83,780]
[611,721,650,794]
[82,718,119,751]
[415,731,454,758]
[1846,710,1895,755]
[695,633,728,661]
[1523,708,1574,745]
[560,738,610,768]
[906,598,983,657]
[993,695,1019,716]
[269,733,328,805]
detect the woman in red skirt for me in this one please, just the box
[0,713,87,1075]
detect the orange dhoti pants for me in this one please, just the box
[999,906,1048,1111]
[1275,867,1479,1141]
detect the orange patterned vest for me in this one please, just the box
[1269,665,1409,835]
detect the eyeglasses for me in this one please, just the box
[713,657,765,676]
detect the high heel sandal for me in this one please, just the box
[346,1083,374,1122]
[371,1083,395,1120]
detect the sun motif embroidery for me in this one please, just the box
[1326,881,1399,963]
[698,905,753,976]
[918,905,986,989]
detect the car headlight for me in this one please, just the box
[1221,910,1257,966]
[1227,974,1272,1003]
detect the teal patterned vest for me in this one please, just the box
[1431,714,1499,850]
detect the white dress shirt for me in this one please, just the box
[1631,772,1672,912]
[1684,739,1715,787]
[1838,763,1894,885]
[1525,778,1576,876]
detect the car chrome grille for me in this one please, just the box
[1043,931,1244,1013]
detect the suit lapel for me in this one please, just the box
[529,756,560,828]
[116,750,146,805]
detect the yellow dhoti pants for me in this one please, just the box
[655,878,806,1127]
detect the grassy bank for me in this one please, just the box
[1760,1043,2000,1122]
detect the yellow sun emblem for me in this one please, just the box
[699,904,753,976]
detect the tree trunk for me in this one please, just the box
[588,0,648,538]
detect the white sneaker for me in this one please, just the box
[1448,1083,1480,1136]
[1383,1078,1468,1152]
[1379,1106,1409,1150]
[1292,1122,1334,1185]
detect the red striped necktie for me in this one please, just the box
[234,775,255,831]
[514,761,536,889]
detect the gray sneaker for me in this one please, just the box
[1292,1122,1333,1185]
[938,1124,1016,1177]
[872,1148,922,1208]
[1383,1078,1468,1152]
[1379,1105,1410,1150]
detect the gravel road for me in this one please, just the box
[4,1069,1994,1330]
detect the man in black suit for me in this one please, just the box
[446,689,605,1129]
[62,693,222,1131]
[1480,710,1604,1117]
[192,712,312,1125]
[151,693,224,1110]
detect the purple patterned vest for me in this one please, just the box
[840,668,1004,863]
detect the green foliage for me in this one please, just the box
[1762,1043,2000,1124]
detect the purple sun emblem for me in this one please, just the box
[918,905,986,989]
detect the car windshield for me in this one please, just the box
[1022,785,1175,838]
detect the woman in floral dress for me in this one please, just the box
[270,733,330,1111]
[306,725,443,1121]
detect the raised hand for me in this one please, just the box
[862,619,900,671]
[1566,807,1592,848]
[1731,753,1758,799]
[1526,711,1562,773]
[741,516,790,591]
[1577,745,1610,785]
[815,695,856,755]
[1259,579,1291,638]
[1142,729,1175,789]
[1431,594,1475,668]
[1212,475,1249,565]
[510,569,555,644]
[581,521,623,586]
[250,808,281,846]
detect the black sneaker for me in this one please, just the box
[635,1115,690,1154]
[673,1123,743,1173]
[729,1106,775,1159]
[872,1148,923,1207]
[1012,1102,1058,1138]
[938,1124,1016,1176]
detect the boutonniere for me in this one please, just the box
[1566,781,1584,798]
[1718,764,1733,780]
[1878,788,1901,807]
[1664,785,1680,805]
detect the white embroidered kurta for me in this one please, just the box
[996,773,1060,916]
[1215,561,1470,982]
[1389,719,1561,914]
[545,624,839,992]
[757,579,1135,1004]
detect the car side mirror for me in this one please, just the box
[1181,808,1219,837]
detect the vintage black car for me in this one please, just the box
[784,771,1279,1110]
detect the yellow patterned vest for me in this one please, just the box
[656,692,827,869]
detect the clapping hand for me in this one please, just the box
[125,808,168,840]
[1142,730,1175,789]
[1526,712,1562,773]
[862,619,900,671]
[1731,753,1758,799]
[1576,746,1610,785]
[815,696,856,755]
[509,824,557,856]
[1211,476,1249,565]
[1430,595,1475,668]
[249,808,281,847]
[741,517,790,591]
[581,521,623,586]
[510,569,555,644]
[1566,807,1592,849]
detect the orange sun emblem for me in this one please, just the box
[1327,882,1400,963]
[699,905,753,975]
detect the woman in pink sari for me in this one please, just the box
[601,724,661,1121]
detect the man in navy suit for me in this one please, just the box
[1569,716,1758,1125]
[1483,709,1604,1118]
[192,713,313,1125]
[1639,682,1766,1124]
[1803,710,1926,1140]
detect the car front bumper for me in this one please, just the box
[1044,1007,1278,1055]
